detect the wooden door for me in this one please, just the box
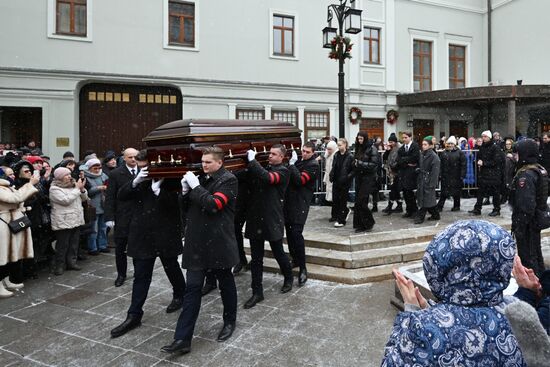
[449,120,468,139]
[413,119,434,144]
[360,118,384,141]
[79,83,182,158]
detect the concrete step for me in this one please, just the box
[244,241,427,269]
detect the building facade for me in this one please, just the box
[0,0,547,161]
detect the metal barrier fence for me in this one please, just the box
[312,149,480,201]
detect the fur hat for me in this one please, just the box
[54,167,72,180]
[482,130,492,139]
[446,136,457,145]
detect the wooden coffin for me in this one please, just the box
[144,119,302,178]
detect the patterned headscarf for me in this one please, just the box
[423,220,515,307]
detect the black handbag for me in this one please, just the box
[0,213,32,234]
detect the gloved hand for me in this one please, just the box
[180,177,190,195]
[151,178,164,196]
[184,171,200,189]
[247,149,256,161]
[105,221,115,229]
[289,151,298,165]
[132,168,150,187]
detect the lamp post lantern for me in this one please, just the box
[322,0,362,139]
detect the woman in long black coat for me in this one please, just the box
[436,137,466,211]
[415,137,440,224]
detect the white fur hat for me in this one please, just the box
[482,130,492,139]
[446,136,457,145]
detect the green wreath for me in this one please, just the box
[349,107,362,124]
[328,35,353,61]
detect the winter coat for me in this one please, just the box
[323,152,335,202]
[49,181,88,231]
[382,220,526,366]
[540,142,550,174]
[463,146,476,185]
[180,168,239,270]
[84,170,109,215]
[245,160,289,241]
[504,153,517,189]
[330,150,354,189]
[439,148,466,196]
[284,156,319,225]
[383,145,400,181]
[353,140,381,195]
[15,178,51,232]
[104,165,138,238]
[397,142,420,190]
[416,149,440,208]
[119,179,183,260]
[0,179,38,266]
[477,141,504,186]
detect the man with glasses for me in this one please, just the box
[284,142,319,286]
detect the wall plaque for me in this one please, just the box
[56,137,70,147]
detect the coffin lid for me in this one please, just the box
[143,119,301,142]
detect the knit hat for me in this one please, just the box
[423,136,434,145]
[482,130,492,139]
[516,139,539,165]
[388,133,398,143]
[446,136,457,145]
[103,150,116,163]
[26,155,43,165]
[54,167,72,180]
[63,151,75,159]
[85,158,101,169]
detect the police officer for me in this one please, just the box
[511,138,547,276]
[162,147,239,355]
[284,141,319,286]
[244,144,293,309]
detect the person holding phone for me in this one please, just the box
[83,158,109,255]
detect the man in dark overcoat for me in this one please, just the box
[436,136,466,211]
[104,147,139,287]
[162,147,240,355]
[397,132,420,217]
[243,144,293,309]
[469,130,504,216]
[284,141,319,286]
[110,169,185,338]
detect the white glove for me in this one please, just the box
[184,171,200,189]
[289,151,298,165]
[105,221,115,229]
[132,168,150,187]
[151,178,163,196]
[247,149,256,161]
[180,177,190,195]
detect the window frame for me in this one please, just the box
[55,0,87,36]
[363,26,381,65]
[448,44,466,89]
[269,9,299,61]
[304,111,330,142]
[47,0,93,42]
[168,0,195,47]
[445,34,471,89]
[236,109,266,120]
[271,110,298,126]
[163,0,199,52]
[272,14,295,57]
[413,39,433,92]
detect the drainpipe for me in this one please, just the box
[487,0,492,83]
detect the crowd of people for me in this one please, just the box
[0,131,549,360]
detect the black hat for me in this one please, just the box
[63,151,75,159]
[2,152,19,167]
[388,133,398,143]
[12,160,33,177]
[516,139,539,165]
[103,150,116,163]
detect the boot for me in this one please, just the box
[0,278,14,298]
[381,201,393,214]
[54,264,65,276]
[372,203,378,213]
[488,209,500,217]
[3,278,24,291]
[393,202,403,213]
[468,208,481,216]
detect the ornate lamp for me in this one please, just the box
[322,27,337,48]
[344,8,362,34]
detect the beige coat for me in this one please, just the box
[323,152,336,202]
[0,179,38,266]
[49,183,88,231]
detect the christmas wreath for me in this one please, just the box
[328,36,353,61]
[386,109,399,124]
[349,107,362,124]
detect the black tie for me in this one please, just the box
[406,145,409,152]
[131,169,136,177]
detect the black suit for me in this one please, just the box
[397,142,420,214]
[104,165,137,278]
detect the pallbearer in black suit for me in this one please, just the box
[284,141,319,286]
[243,144,293,309]
[162,147,239,355]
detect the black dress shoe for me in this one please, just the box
[201,283,217,296]
[468,209,481,216]
[110,316,141,338]
[217,323,236,342]
[166,297,184,313]
[114,275,126,287]
[66,263,81,271]
[244,294,264,309]
[280,278,293,294]
[488,210,500,217]
[161,339,191,354]
[298,268,308,287]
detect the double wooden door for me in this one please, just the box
[413,119,434,144]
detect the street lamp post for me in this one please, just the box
[322,0,362,139]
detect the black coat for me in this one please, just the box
[540,142,550,173]
[416,149,440,208]
[354,141,381,195]
[104,165,137,238]
[477,141,504,186]
[180,168,239,271]
[440,148,466,196]
[397,142,420,190]
[245,160,289,241]
[118,180,183,260]
[330,151,354,189]
[284,157,319,225]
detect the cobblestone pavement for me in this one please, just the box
[0,254,397,367]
